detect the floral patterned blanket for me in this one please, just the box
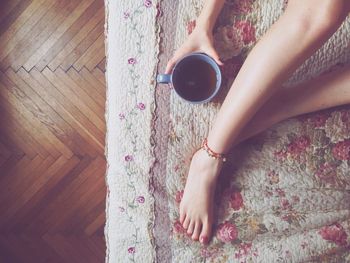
[105,0,350,262]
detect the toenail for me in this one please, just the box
[200,236,208,244]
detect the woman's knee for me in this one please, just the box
[285,0,348,33]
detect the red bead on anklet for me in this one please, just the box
[200,137,227,162]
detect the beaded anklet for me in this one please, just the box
[200,137,227,163]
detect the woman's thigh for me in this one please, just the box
[286,0,350,25]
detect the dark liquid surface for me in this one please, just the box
[173,58,217,102]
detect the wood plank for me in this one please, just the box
[0,118,37,158]
[12,156,81,235]
[28,68,104,153]
[0,0,107,260]
[0,92,63,158]
[22,0,96,71]
[0,0,55,62]
[0,72,73,158]
[0,150,20,167]
[4,69,80,155]
[91,67,106,86]
[95,225,104,236]
[0,106,49,159]
[0,156,57,227]
[43,68,105,132]
[84,202,105,235]
[0,234,27,263]
[52,173,105,234]
[59,19,105,71]
[1,0,82,71]
[0,0,22,22]
[77,237,106,263]
[20,234,64,263]
[0,0,33,37]
[55,67,105,121]
[73,33,105,71]
[0,102,53,159]
[64,183,106,234]
[77,199,106,235]
[6,68,94,157]
[17,68,103,156]
[4,156,84,232]
[67,67,105,107]
[93,235,106,252]
[80,67,105,97]
[48,7,104,71]
[27,157,105,234]
[0,155,30,183]
[0,130,36,159]
[42,234,82,263]
[0,129,25,158]
[97,56,106,72]
[0,140,11,157]
[0,155,9,169]
[64,236,99,263]
[34,0,104,71]
[86,46,106,72]
[85,236,105,259]
[0,155,44,213]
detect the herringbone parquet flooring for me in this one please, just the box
[0,0,107,262]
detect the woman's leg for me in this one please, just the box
[207,0,350,153]
[235,65,350,146]
[180,0,350,244]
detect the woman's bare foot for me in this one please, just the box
[179,147,224,244]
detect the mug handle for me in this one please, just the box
[156,74,171,84]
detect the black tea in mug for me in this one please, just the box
[173,57,217,102]
[156,52,222,104]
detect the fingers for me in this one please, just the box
[165,50,184,74]
[165,53,186,74]
[165,44,195,74]
[165,46,223,74]
[206,46,224,66]
[165,57,176,74]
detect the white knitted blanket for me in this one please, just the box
[105,0,350,262]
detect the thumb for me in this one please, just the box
[206,47,224,66]
[165,45,198,73]
[165,57,176,74]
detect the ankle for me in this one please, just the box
[193,148,225,176]
[200,137,227,163]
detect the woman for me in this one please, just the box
[165,0,350,245]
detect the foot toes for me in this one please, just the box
[192,221,202,241]
[187,220,195,235]
[183,216,190,229]
[179,210,185,224]
[199,220,212,244]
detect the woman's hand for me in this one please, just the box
[165,28,224,74]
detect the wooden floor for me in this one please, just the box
[0,0,107,262]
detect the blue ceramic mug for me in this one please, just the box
[156,52,222,104]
